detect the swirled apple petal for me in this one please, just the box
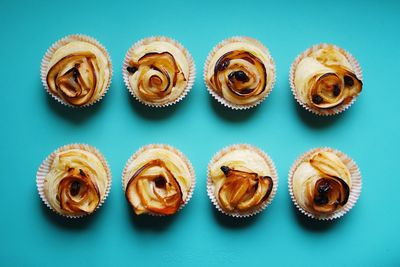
[125,159,183,215]
[57,168,100,214]
[217,166,273,212]
[127,51,187,103]
[209,50,267,105]
[47,52,102,106]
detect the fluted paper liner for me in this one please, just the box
[36,143,112,219]
[289,43,363,116]
[207,144,278,217]
[288,147,362,220]
[41,34,113,108]
[204,36,276,110]
[122,36,196,108]
[122,144,196,216]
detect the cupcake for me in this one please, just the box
[290,44,363,115]
[204,37,276,109]
[41,34,112,107]
[123,36,195,107]
[207,144,278,217]
[122,144,195,215]
[36,144,111,218]
[289,148,362,220]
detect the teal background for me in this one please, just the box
[1,0,399,266]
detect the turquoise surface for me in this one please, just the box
[1,0,399,266]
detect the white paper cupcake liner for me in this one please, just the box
[207,144,278,217]
[41,34,113,108]
[36,143,112,219]
[122,36,196,108]
[203,36,276,110]
[122,144,196,216]
[289,43,363,116]
[288,147,362,220]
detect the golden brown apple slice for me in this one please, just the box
[58,168,100,215]
[125,159,183,215]
[311,176,350,214]
[217,166,273,212]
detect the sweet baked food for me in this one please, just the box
[37,144,111,217]
[289,148,362,219]
[292,150,350,215]
[41,35,112,107]
[123,144,195,215]
[204,37,275,109]
[123,36,195,107]
[207,144,278,217]
[291,44,362,115]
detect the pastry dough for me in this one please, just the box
[46,39,111,106]
[292,151,351,215]
[124,145,193,215]
[126,40,190,105]
[43,148,108,216]
[294,46,362,109]
[206,38,274,106]
[209,146,274,212]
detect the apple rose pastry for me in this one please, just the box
[205,37,275,108]
[123,145,195,215]
[290,148,362,219]
[123,37,194,106]
[42,35,112,107]
[38,144,111,217]
[292,44,363,115]
[208,144,278,216]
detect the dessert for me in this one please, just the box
[37,144,111,217]
[42,35,112,107]
[289,148,362,219]
[123,144,195,215]
[123,37,195,107]
[291,44,362,115]
[208,144,278,216]
[204,37,275,109]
